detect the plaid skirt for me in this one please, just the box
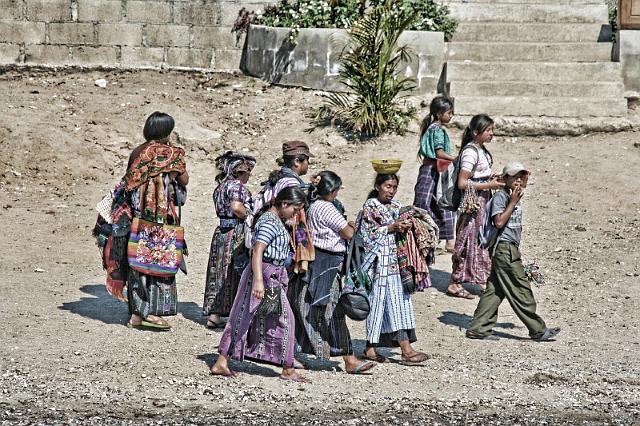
[450,190,492,286]
[413,164,455,240]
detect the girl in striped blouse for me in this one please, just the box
[211,186,311,383]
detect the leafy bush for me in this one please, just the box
[313,0,417,137]
[250,0,456,41]
[258,0,362,30]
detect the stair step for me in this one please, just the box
[446,3,608,23]
[452,23,607,43]
[451,96,627,117]
[449,81,624,98]
[447,61,621,82]
[446,42,611,62]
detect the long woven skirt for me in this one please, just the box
[288,250,352,359]
[217,262,296,368]
[127,269,177,317]
[413,163,455,240]
[450,190,492,286]
[203,225,248,316]
[366,271,417,346]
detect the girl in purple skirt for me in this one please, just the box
[211,186,311,383]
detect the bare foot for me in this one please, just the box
[280,368,311,383]
[210,364,237,377]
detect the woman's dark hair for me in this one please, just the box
[252,186,307,230]
[308,171,342,203]
[367,173,399,200]
[276,154,309,169]
[420,96,453,139]
[460,114,494,152]
[267,153,309,185]
[143,111,175,142]
[274,186,307,207]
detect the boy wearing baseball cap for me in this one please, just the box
[466,161,560,342]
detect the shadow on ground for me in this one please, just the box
[60,283,205,327]
[59,284,128,325]
[438,311,527,340]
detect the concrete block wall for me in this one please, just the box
[618,30,640,96]
[0,0,272,70]
[244,25,444,94]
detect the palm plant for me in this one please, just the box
[314,0,417,137]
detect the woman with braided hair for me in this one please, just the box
[203,151,256,329]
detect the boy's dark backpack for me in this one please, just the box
[437,144,479,211]
[478,191,504,256]
[337,234,371,321]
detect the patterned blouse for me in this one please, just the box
[213,179,252,219]
[419,123,451,160]
[253,211,292,261]
[307,200,348,253]
[357,198,402,283]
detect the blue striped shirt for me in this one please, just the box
[253,211,292,260]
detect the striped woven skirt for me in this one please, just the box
[203,224,248,316]
[217,262,296,368]
[366,271,417,346]
[450,190,492,286]
[288,249,353,359]
[413,163,455,240]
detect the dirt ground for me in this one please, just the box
[0,68,639,425]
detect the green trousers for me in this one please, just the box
[469,242,546,338]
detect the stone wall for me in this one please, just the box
[243,25,445,94]
[0,0,270,70]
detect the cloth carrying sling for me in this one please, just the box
[337,234,371,321]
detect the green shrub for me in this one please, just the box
[251,0,456,41]
[313,0,417,137]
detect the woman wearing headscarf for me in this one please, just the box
[203,151,256,329]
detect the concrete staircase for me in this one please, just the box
[443,0,627,119]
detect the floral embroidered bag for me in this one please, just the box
[127,217,185,277]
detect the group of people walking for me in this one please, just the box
[95,101,559,384]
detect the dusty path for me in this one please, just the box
[0,69,639,424]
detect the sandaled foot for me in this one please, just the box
[140,319,171,330]
[346,360,376,375]
[363,352,388,363]
[400,352,429,365]
[446,287,475,299]
[206,319,225,329]
[210,365,238,378]
[279,372,311,383]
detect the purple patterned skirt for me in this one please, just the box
[450,190,492,286]
[217,262,296,368]
[413,163,455,240]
